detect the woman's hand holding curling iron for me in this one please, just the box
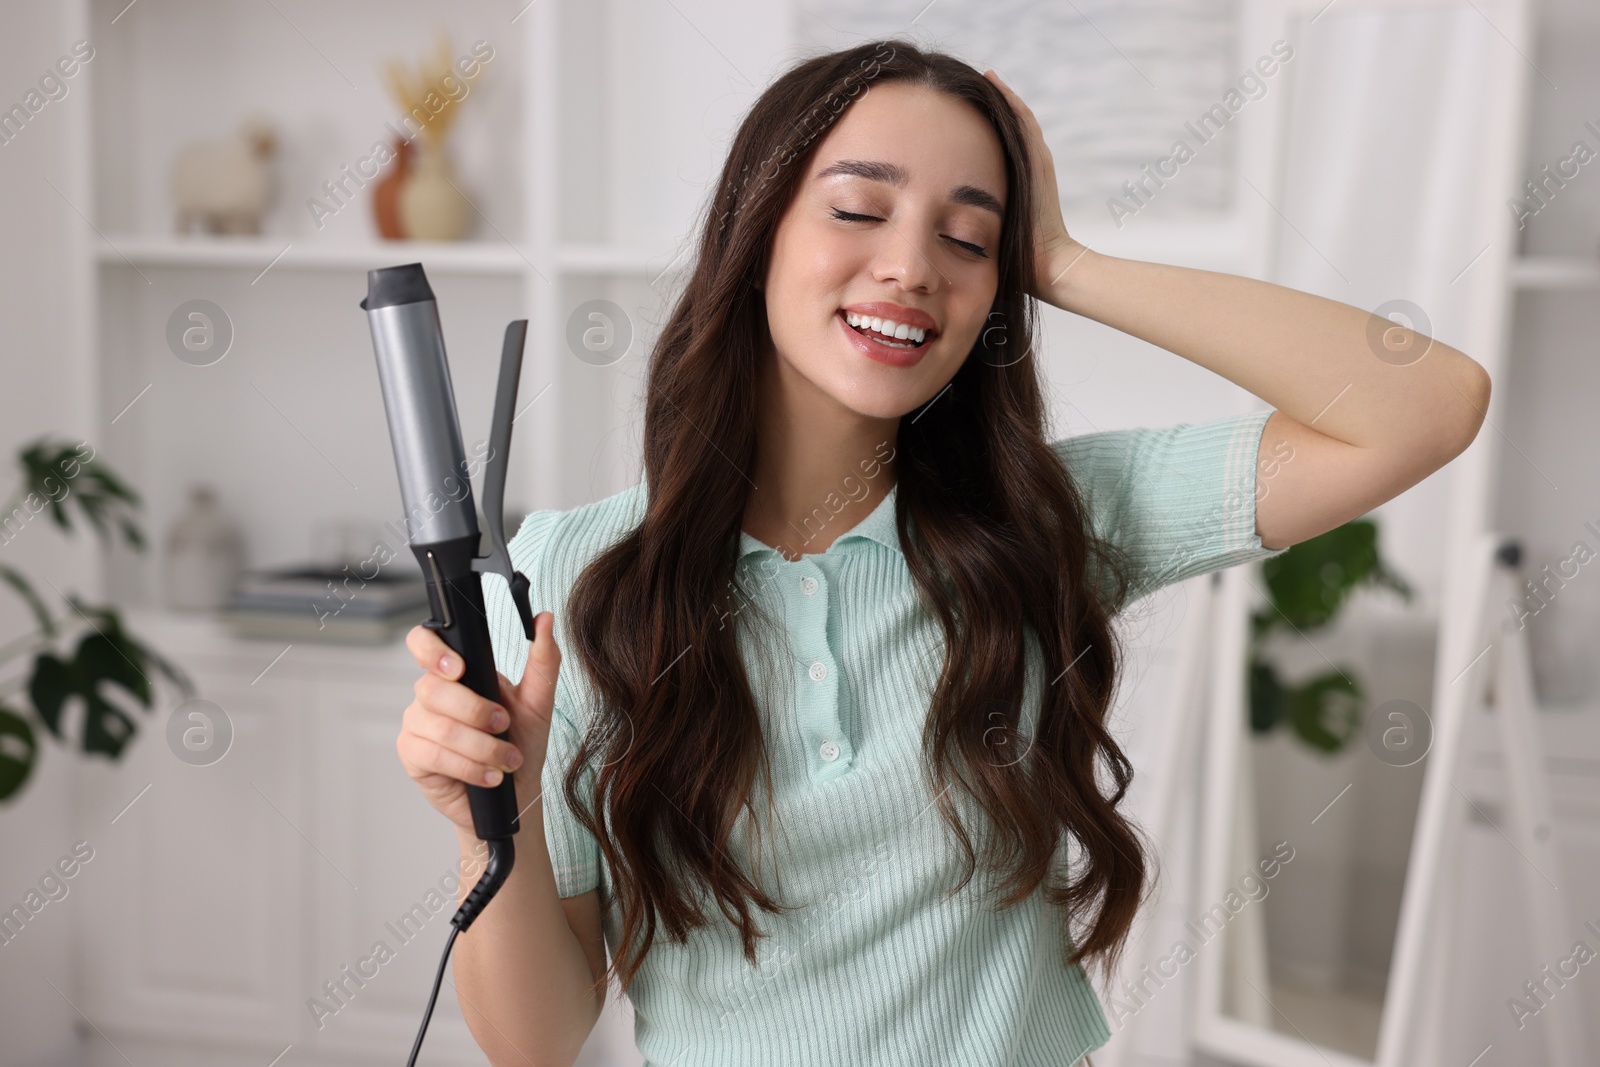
[398,611,562,835]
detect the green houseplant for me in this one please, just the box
[0,438,191,802]
[1250,519,1414,752]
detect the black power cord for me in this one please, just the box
[406,837,517,1066]
[407,926,459,1067]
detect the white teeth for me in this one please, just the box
[844,311,928,345]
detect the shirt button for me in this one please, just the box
[808,661,827,682]
[819,740,839,761]
[800,576,819,596]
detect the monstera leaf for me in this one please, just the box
[26,604,189,762]
[1249,662,1365,752]
[17,439,143,550]
[1254,520,1412,640]
[0,439,192,804]
[0,706,37,801]
[1284,671,1364,752]
[1248,519,1409,755]
[1250,661,1287,734]
[0,565,53,637]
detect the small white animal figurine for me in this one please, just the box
[171,118,277,235]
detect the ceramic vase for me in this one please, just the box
[398,139,468,241]
[372,137,413,239]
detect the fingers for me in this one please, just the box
[398,725,517,789]
[515,611,561,712]
[413,671,509,734]
[410,702,523,776]
[400,613,557,799]
[405,624,463,680]
[403,677,524,785]
[984,69,1023,106]
[984,69,1041,133]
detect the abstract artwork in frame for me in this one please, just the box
[795,0,1243,224]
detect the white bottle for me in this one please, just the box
[164,485,243,611]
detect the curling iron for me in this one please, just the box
[361,263,536,1065]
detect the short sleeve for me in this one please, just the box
[1051,408,1292,609]
[484,509,602,900]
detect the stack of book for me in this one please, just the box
[220,565,432,643]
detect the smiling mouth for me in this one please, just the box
[839,310,937,350]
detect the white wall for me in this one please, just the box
[0,1,97,1063]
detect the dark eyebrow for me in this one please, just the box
[814,158,1005,219]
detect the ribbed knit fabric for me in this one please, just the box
[484,407,1289,1067]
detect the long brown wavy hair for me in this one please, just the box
[563,38,1148,998]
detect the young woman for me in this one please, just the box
[396,40,1489,1067]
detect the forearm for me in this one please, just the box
[451,780,601,1067]
[1044,242,1490,453]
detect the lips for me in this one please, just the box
[840,302,940,339]
[837,309,930,368]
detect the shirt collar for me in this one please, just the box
[737,482,901,560]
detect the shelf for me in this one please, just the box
[93,234,531,275]
[557,242,692,274]
[124,607,415,677]
[93,235,699,278]
[1509,255,1600,290]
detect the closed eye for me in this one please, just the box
[829,207,989,259]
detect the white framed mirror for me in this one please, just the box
[1184,1,1578,1066]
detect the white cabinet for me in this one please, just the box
[75,612,495,1066]
[302,677,486,1064]
[79,656,305,1052]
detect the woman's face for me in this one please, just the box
[761,80,1008,420]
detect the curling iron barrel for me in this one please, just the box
[364,267,478,546]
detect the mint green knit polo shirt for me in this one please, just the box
[484,407,1289,1067]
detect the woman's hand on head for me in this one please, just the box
[397,612,562,835]
[983,69,1088,304]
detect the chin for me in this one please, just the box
[845,398,917,421]
[823,379,938,421]
[778,332,960,421]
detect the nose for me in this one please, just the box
[870,217,945,294]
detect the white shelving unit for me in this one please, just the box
[93,234,531,274]
[86,0,555,609]
[1493,0,1600,717]
[79,0,756,612]
[92,234,686,275]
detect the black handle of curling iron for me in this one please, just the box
[416,535,521,843]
